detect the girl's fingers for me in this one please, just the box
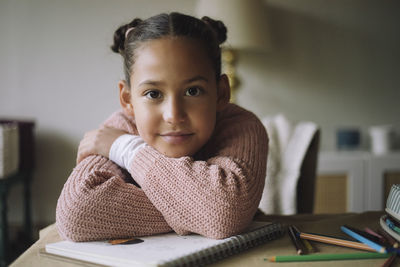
[76,128,127,164]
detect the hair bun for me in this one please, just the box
[201,16,227,45]
[111,18,143,54]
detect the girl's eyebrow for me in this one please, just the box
[184,76,209,84]
[138,80,165,87]
[138,76,209,87]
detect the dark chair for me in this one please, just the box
[296,130,320,213]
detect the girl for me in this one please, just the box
[56,12,268,242]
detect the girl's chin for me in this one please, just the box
[154,146,195,158]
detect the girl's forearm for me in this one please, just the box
[56,155,172,242]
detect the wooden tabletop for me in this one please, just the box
[11,211,398,267]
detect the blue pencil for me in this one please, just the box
[344,225,383,244]
[341,226,387,253]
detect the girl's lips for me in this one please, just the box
[160,133,194,144]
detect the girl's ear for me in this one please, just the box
[118,80,135,117]
[216,74,231,111]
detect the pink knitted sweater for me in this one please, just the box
[56,103,268,241]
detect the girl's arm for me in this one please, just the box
[56,111,172,242]
[56,155,172,241]
[126,105,268,239]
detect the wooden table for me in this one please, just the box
[10,211,399,267]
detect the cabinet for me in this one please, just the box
[0,120,34,266]
[314,151,400,213]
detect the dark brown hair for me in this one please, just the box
[111,12,227,86]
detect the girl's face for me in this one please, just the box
[119,37,230,158]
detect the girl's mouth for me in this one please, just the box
[160,132,194,144]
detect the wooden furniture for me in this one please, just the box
[10,211,392,267]
[315,151,400,213]
[0,120,35,267]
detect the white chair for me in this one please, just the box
[258,114,320,215]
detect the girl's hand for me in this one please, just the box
[77,127,128,164]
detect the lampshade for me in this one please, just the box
[195,0,270,52]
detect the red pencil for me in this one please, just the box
[365,227,384,239]
[365,227,391,246]
[381,253,396,267]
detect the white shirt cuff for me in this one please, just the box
[109,134,146,170]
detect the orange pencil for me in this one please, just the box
[299,232,377,252]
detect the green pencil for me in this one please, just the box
[268,252,393,262]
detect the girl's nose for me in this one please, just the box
[163,97,187,124]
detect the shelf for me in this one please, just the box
[317,151,400,212]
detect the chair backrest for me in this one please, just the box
[0,119,35,171]
[296,130,320,213]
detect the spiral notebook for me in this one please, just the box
[44,221,283,267]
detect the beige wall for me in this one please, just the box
[1,0,399,226]
[237,0,400,151]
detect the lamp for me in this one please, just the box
[195,0,270,102]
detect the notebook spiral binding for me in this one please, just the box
[164,223,284,267]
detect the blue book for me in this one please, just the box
[341,225,387,253]
[386,217,400,235]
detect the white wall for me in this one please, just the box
[0,0,197,227]
[237,0,400,151]
[1,0,399,226]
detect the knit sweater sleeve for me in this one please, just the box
[55,111,172,242]
[128,104,268,239]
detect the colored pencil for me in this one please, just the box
[288,226,304,255]
[387,247,400,255]
[344,225,383,244]
[378,228,399,248]
[108,237,143,245]
[299,232,377,252]
[301,238,314,253]
[381,253,397,267]
[365,227,387,244]
[365,227,384,239]
[268,252,392,262]
[341,225,387,253]
[291,225,318,253]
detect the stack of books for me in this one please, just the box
[381,184,400,243]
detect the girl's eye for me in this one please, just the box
[145,90,162,99]
[185,87,202,97]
